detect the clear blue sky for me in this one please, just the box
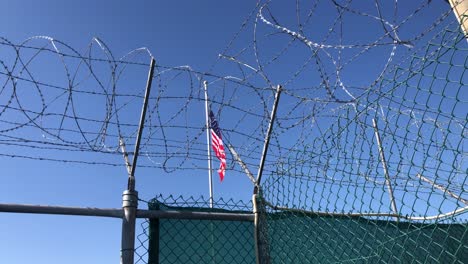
[0,0,462,263]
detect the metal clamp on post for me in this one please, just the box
[122,190,138,210]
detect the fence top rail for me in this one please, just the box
[0,203,255,221]
[5,200,466,223]
[136,209,254,221]
[0,203,124,218]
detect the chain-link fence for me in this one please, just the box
[136,193,466,264]
[258,15,468,264]
[262,203,466,263]
[135,196,254,264]
[135,16,467,264]
[0,1,466,263]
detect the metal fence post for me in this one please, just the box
[120,57,155,264]
[121,190,138,264]
[253,193,271,264]
[253,193,260,264]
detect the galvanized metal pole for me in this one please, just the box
[0,202,255,221]
[253,194,271,264]
[0,203,123,218]
[372,118,399,219]
[121,57,155,264]
[136,209,254,221]
[255,85,282,189]
[2,202,466,222]
[121,190,138,264]
[252,85,280,264]
[253,194,261,264]
[204,80,214,208]
[129,57,156,191]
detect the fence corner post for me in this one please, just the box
[121,190,138,264]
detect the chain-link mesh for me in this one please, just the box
[137,194,466,263]
[259,9,468,264]
[136,196,254,264]
[263,25,467,215]
[136,19,467,264]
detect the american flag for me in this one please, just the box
[209,110,226,181]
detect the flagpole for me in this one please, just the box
[204,80,214,208]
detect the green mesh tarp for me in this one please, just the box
[147,200,255,264]
[266,212,467,263]
[147,198,467,264]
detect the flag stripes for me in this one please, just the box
[209,110,226,181]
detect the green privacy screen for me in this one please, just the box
[266,212,467,263]
[146,198,466,264]
[147,199,255,264]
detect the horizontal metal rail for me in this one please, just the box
[0,203,254,221]
[0,203,123,218]
[137,210,254,221]
[3,202,465,222]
